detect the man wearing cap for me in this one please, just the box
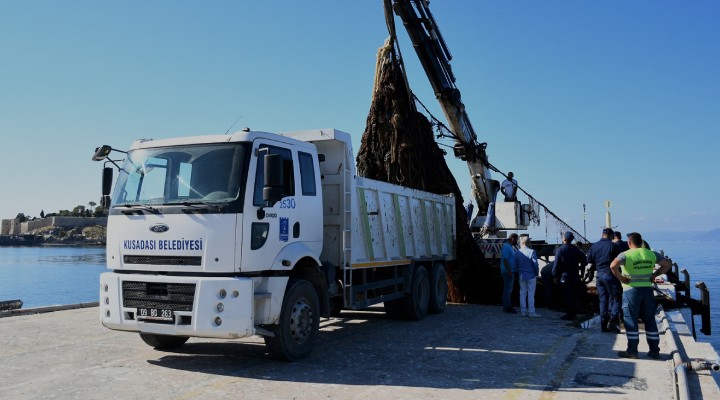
[585,228,622,332]
[500,233,519,313]
[552,231,587,320]
[610,232,672,359]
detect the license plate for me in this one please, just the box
[137,308,174,321]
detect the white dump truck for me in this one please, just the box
[93,128,455,360]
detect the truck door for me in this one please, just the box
[241,143,299,272]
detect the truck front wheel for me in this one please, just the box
[139,333,189,349]
[266,279,320,361]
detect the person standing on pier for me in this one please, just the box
[501,233,519,314]
[585,228,622,333]
[613,231,629,252]
[610,232,672,359]
[552,231,587,320]
[516,235,541,317]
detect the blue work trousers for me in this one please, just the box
[596,271,621,321]
[502,272,514,309]
[622,287,660,354]
[561,276,578,316]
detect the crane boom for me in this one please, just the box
[388,0,498,216]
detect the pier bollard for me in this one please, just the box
[696,282,711,336]
[680,269,691,298]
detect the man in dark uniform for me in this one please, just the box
[613,231,629,252]
[585,228,622,332]
[552,231,587,320]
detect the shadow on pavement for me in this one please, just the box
[146,305,641,393]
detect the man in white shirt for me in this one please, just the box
[501,172,518,202]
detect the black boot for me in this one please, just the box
[601,318,611,332]
[607,319,621,333]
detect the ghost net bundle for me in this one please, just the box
[356,39,501,304]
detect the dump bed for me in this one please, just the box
[283,128,455,270]
[350,177,455,267]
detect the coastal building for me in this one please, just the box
[0,217,107,235]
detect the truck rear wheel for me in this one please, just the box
[266,279,320,361]
[428,263,448,314]
[403,265,430,321]
[139,333,189,349]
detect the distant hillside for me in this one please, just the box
[692,228,720,241]
[643,231,704,241]
[643,229,720,242]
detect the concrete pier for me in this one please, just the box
[1,304,718,399]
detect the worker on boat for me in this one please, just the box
[500,172,518,202]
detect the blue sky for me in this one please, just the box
[1,1,718,241]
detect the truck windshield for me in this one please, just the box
[112,143,249,207]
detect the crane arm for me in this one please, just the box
[387,0,498,214]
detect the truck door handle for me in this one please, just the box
[293,222,300,238]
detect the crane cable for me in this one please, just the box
[413,90,590,244]
[383,0,587,244]
[487,165,589,244]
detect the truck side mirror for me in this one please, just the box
[102,167,113,196]
[101,167,113,209]
[262,154,284,205]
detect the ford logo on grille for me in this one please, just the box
[149,223,169,233]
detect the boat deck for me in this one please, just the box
[1,303,718,399]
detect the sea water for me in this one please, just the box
[651,239,719,354]
[0,246,106,308]
[0,241,718,353]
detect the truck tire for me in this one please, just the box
[403,265,430,321]
[428,263,448,314]
[139,333,189,349]
[266,279,320,361]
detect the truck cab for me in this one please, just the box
[99,130,328,357]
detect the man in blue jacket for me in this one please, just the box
[501,233,519,313]
[585,228,622,332]
[552,231,587,320]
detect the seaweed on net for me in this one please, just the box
[356,39,500,304]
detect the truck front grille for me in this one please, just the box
[122,281,196,311]
[123,255,201,266]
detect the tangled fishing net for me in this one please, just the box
[356,38,500,303]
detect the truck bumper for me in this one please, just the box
[99,272,258,339]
